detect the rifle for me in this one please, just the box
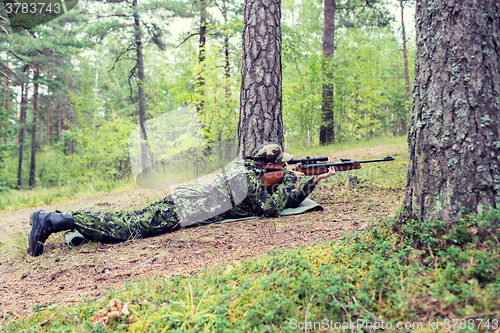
[261,155,395,190]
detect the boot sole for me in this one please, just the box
[29,210,44,256]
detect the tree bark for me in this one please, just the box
[29,64,40,188]
[319,0,336,145]
[400,0,410,135]
[238,0,283,158]
[133,0,150,172]
[405,0,500,222]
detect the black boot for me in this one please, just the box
[29,209,74,256]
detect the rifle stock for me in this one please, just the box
[260,156,393,191]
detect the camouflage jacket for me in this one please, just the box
[173,159,317,227]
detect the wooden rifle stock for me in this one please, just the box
[260,156,393,191]
[260,170,287,191]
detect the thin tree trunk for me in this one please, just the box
[225,36,230,99]
[29,64,40,188]
[64,75,72,156]
[47,114,50,142]
[3,60,8,144]
[197,0,207,113]
[133,0,150,172]
[405,0,500,222]
[39,115,42,142]
[400,0,410,135]
[50,114,54,147]
[57,103,61,141]
[17,64,30,189]
[319,0,336,145]
[238,0,283,158]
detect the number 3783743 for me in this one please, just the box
[5,2,61,14]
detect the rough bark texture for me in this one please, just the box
[238,0,283,158]
[405,0,500,222]
[319,0,336,145]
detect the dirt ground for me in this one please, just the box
[0,142,406,320]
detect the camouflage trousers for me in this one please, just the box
[72,197,180,242]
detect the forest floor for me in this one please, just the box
[0,141,406,319]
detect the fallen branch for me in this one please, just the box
[304,293,316,333]
[488,230,500,248]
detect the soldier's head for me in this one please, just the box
[249,142,294,169]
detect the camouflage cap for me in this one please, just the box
[250,142,294,163]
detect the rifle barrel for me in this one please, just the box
[296,156,394,168]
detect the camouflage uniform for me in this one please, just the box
[72,158,317,242]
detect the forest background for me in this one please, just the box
[0,0,414,196]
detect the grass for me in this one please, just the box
[0,177,136,213]
[3,211,499,332]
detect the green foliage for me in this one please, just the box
[282,0,415,146]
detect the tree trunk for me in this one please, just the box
[17,64,30,189]
[29,64,40,188]
[133,0,150,172]
[64,75,72,156]
[238,0,283,158]
[195,0,207,114]
[225,34,230,99]
[319,0,336,145]
[405,0,500,222]
[400,0,410,135]
[3,60,8,144]
[39,115,42,142]
[47,114,51,143]
[57,103,61,141]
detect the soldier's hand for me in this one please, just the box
[313,167,340,184]
[292,170,305,179]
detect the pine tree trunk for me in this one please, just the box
[3,60,8,144]
[133,0,150,172]
[47,112,50,142]
[319,0,336,145]
[238,0,283,158]
[225,35,230,99]
[39,116,42,142]
[17,64,30,189]
[400,0,410,135]
[57,103,61,141]
[197,0,207,113]
[64,75,72,156]
[29,64,40,188]
[405,0,500,222]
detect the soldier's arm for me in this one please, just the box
[247,171,297,217]
[285,177,317,208]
